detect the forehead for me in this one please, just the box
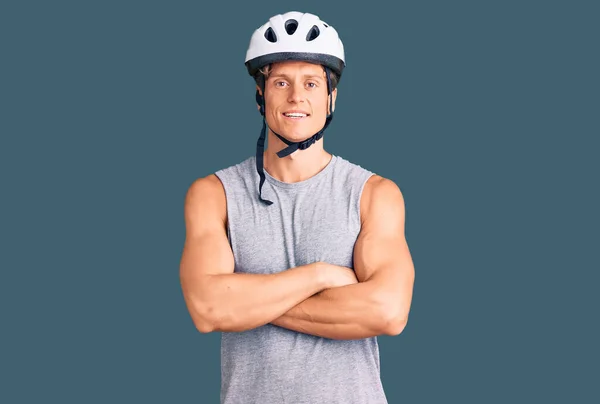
[269,61,325,77]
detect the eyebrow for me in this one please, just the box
[269,73,324,81]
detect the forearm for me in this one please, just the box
[271,281,388,340]
[271,265,409,340]
[192,263,327,333]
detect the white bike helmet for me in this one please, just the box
[245,12,346,206]
[245,11,345,78]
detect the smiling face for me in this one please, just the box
[259,61,337,142]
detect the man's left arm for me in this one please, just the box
[270,175,415,340]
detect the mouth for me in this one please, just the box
[282,112,310,119]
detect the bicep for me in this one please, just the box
[353,176,412,285]
[179,175,234,302]
[354,233,408,284]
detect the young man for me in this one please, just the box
[180,11,415,404]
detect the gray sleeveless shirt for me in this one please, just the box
[214,154,388,404]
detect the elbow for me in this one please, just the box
[195,320,215,334]
[377,299,409,336]
[381,314,408,336]
[190,298,220,334]
[193,313,217,334]
[181,279,231,334]
[192,299,242,333]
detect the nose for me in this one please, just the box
[287,83,305,104]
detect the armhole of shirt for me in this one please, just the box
[356,171,375,230]
[214,170,235,251]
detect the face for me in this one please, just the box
[258,61,337,142]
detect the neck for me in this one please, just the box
[263,131,332,184]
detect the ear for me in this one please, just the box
[329,88,338,114]
[256,85,264,112]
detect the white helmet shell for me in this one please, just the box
[245,11,345,78]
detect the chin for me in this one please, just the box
[278,126,321,142]
[286,131,312,140]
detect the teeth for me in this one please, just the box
[284,113,307,117]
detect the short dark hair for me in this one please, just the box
[253,63,340,92]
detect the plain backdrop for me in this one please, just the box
[1,1,598,403]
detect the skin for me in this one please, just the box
[258,61,338,184]
[179,61,415,339]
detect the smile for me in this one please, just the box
[282,112,310,119]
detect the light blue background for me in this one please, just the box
[1,0,598,403]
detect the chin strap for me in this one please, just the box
[255,117,273,205]
[255,67,334,205]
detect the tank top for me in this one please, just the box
[213,154,388,404]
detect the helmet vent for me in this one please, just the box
[306,25,320,41]
[264,27,277,43]
[285,19,298,35]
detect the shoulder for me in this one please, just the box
[184,174,227,231]
[360,175,405,227]
[185,174,225,200]
[183,156,254,227]
[331,156,404,225]
[186,156,253,207]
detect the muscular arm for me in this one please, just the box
[179,175,331,333]
[271,176,416,340]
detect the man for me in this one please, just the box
[180,11,415,404]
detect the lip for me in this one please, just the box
[282,111,310,120]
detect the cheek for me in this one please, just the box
[312,98,329,115]
[262,97,278,116]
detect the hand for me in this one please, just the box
[317,262,358,289]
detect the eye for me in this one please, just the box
[306,82,317,88]
[274,81,288,87]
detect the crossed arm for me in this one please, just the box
[270,176,415,340]
[180,174,414,339]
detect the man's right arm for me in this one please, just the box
[179,175,343,334]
